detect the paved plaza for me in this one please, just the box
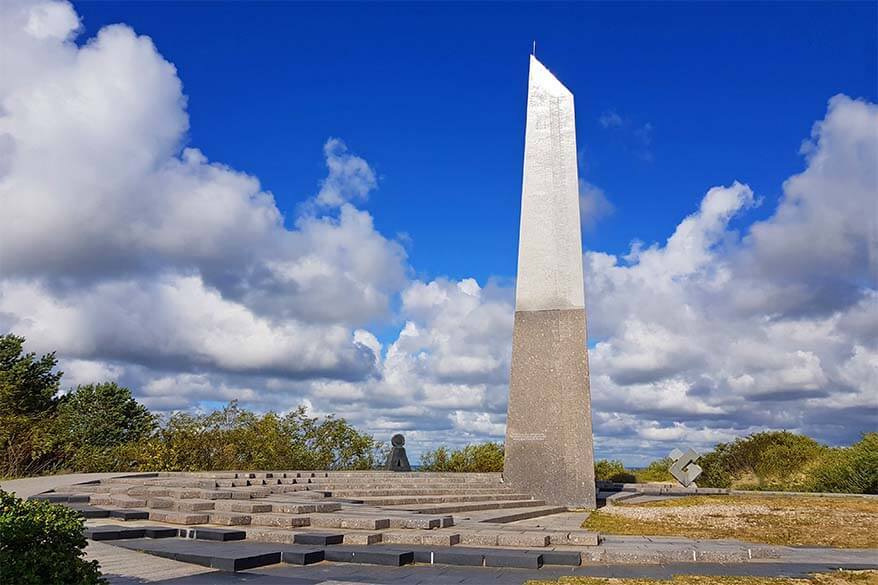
[4,472,876,585]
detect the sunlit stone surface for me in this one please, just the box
[504,55,596,508]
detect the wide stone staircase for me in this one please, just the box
[34,471,600,571]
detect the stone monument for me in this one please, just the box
[503,55,596,508]
[385,433,412,472]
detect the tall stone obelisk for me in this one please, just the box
[503,55,596,509]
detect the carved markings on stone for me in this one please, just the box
[669,447,702,487]
[509,432,546,442]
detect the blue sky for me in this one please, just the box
[2,0,876,464]
[74,1,877,280]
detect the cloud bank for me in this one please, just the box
[1,0,875,463]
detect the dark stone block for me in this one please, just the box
[143,527,178,539]
[68,505,110,519]
[30,493,72,503]
[117,527,147,539]
[293,532,344,546]
[484,551,543,569]
[534,550,581,566]
[179,527,246,541]
[433,549,486,566]
[114,538,180,560]
[169,551,214,569]
[212,551,281,572]
[67,494,91,503]
[373,545,433,564]
[409,549,434,564]
[84,526,145,540]
[109,509,150,521]
[114,538,282,571]
[84,526,121,541]
[281,547,325,565]
[323,546,414,566]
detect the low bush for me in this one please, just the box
[0,489,106,585]
[594,459,635,482]
[636,457,674,483]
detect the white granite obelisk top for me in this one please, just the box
[515,55,586,313]
[504,55,596,508]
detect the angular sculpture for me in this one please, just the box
[503,55,596,508]
[669,447,703,487]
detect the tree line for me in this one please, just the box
[0,334,379,478]
[2,332,875,494]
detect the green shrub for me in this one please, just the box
[0,335,63,478]
[594,459,635,482]
[697,446,733,488]
[807,433,878,494]
[0,489,106,585]
[420,442,504,472]
[636,457,674,483]
[697,431,828,490]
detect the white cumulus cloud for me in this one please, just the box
[1,0,874,465]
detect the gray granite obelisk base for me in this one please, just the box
[503,55,596,509]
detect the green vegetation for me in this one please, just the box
[583,494,878,549]
[594,458,674,483]
[1,332,875,493]
[0,489,106,585]
[420,442,504,472]
[525,571,878,585]
[116,402,378,472]
[0,333,379,478]
[593,431,876,494]
[594,459,635,482]
[54,382,156,473]
[697,431,877,493]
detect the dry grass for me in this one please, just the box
[584,495,878,548]
[525,570,878,585]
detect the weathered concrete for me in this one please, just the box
[505,310,595,508]
[504,55,596,509]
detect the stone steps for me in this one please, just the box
[471,505,569,523]
[326,488,518,497]
[387,499,545,515]
[359,493,533,506]
[146,498,216,511]
[380,530,461,546]
[212,500,273,513]
[106,534,586,570]
[88,495,148,508]
[208,512,252,526]
[69,471,595,562]
[248,513,311,528]
[147,510,211,525]
[309,513,391,530]
[276,479,504,487]
[263,502,342,514]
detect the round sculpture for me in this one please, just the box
[385,434,411,471]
